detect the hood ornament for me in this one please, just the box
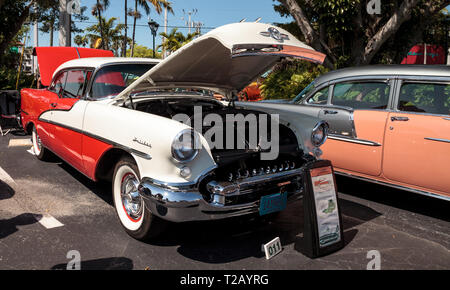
[260,27,289,43]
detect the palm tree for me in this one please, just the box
[158,28,180,54]
[158,28,199,54]
[85,17,129,56]
[123,0,128,57]
[74,35,89,47]
[91,0,110,50]
[130,0,173,57]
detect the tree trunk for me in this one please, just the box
[96,0,107,50]
[50,22,54,47]
[359,0,420,65]
[130,0,137,57]
[280,0,336,69]
[122,0,128,57]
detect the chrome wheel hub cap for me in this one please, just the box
[121,174,143,220]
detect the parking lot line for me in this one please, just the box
[8,138,32,148]
[34,214,64,229]
[0,165,16,185]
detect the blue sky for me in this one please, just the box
[34,0,292,49]
[32,1,450,50]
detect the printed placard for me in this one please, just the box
[310,166,341,248]
[262,237,283,260]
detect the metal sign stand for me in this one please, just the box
[299,160,345,258]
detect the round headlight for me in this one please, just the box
[311,121,328,147]
[171,129,199,163]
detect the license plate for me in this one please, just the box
[259,192,287,216]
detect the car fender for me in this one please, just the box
[82,101,216,184]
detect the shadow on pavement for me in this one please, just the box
[148,197,379,264]
[49,157,384,264]
[0,213,38,240]
[51,257,134,270]
[55,161,113,205]
[0,180,14,200]
[336,175,449,222]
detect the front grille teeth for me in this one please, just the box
[224,161,297,182]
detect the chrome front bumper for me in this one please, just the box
[137,168,305,223]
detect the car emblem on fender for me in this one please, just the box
[133,137,152,149]
[260,27,289,42]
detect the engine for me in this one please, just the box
[133,96,309,205]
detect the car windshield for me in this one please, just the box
[91,63,156,100]
[292,81,315,103]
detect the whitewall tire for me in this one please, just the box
[32,125,50,160]
[112,156,165,240]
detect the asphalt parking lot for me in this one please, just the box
[0,132,449,270]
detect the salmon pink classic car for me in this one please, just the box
[281,65,450,201]
[20,22,334,240]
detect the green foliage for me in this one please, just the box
[76,17,127,56]
[273,0,450,66]
[0,66,35,91]
[126,44,162,59]
[0,15,34,90]
[260,60,329,100]
[158,28,200,53]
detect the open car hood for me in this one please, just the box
[34,47,114,87]
[113,22,326,103]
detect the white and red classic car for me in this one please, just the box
[21,23,334,240]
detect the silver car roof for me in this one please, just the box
[314,65,450,87]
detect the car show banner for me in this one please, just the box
[300,160,345,258]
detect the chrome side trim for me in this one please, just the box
[443,118,450,121]
[335,171,450,202]
[424,137,450,144]
[329,135,382,146]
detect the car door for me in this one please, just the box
[383,80,450,195]
[49,69,91,172]
[320,80,392,177]
[36,71,68,151]
[296,84,331,118]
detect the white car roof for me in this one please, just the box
[53,57,161,78]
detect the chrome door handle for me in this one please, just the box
[324,110,338,115]
[391,116,409,122]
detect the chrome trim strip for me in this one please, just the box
[424,137,450,144]
[335,171,450,202]
[443,118,450,121]
[329,135,382,146]
[75,47,81,59]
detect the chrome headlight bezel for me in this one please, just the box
[171,129,200,163]
[311,121,329,147]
